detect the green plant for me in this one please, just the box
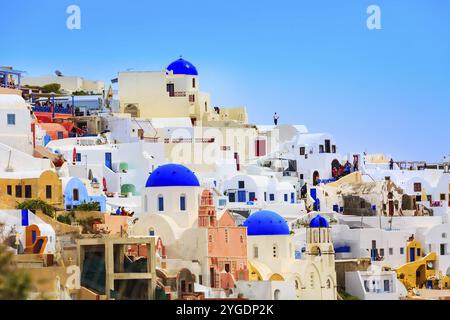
[56,215,72,225]
[17,199,55,218]
[0,244,31,300]
[41,83,61,94]
[75,201,100,212]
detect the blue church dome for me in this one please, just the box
[145,163,200,187]
[309,214,330,228]
[243,210,290,236]
[167,58,198,76]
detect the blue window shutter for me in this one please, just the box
[21,209,29,226]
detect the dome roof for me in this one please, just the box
[145,163,200,188]
[243,210,290,236]
[309,214,330,228]
[167,58,198,76]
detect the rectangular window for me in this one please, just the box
[332,145,336,153]
[389,248,393,255]
[417,248,421,257]
[264,192,267,201]
[269,194,275,201]
[238,180,245,189]
[15,185,22,198]
[441,244,447,255]
[73,189,79,201]
[414,183,422,192]
[440,194,446,201]
[400,247,405,255]
[158,196,164,211]
[284,194,288,202]
[319,145,324,153]
[324,139,331,153]
[380,248,385,256]
[299,147,305,156]
[45,185,52,199]
[76,153,81,162]
[25,185,32,198]
[384,280,390,292]
[180,196,186,211]
[189,94,195,103]
[249,192,256,201]
[364,280,369,292]
[228,193,235,203]
[192,78,196,88]
[57,131,64,139]
[415,195,422,202]
[6,185,12,195]
[166,83,174,97]
[427,195,432,202]
[7,113,15,125]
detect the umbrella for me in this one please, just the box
[102,177,107,192]
[72,147,77,163]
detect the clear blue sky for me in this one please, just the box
[2,0,449,162]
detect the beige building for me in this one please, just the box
[22,75,105,94]
[118,58,248,126]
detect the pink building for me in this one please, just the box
[198,190,249,290]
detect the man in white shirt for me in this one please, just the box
[273,112,279,125]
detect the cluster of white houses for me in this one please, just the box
[0,60,449,300]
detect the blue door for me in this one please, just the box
[291,192,295,203]
[238,191,246,202]
[410,247,415,262]
[105,152,112,170]
[249,192,256,201]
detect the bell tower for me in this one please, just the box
[198,189,217,228]
[305,215,335,266]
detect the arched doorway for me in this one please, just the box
[388,192,394,216]
[313,171,320,186]
[274,289,281,300]
[124,104,139,117]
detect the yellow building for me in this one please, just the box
[0,170,63,208]
[396,239,438,289]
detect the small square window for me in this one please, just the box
[299,147,305,156]
[414,183,422,192]
[269,194,275,201]
[389,248,393,255]
[400,247,404,255]
[7,114,15,125]
[6,185,12,195]
[440,194,446,201]
[238,181,245,189]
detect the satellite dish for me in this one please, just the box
[55,70,63,77]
